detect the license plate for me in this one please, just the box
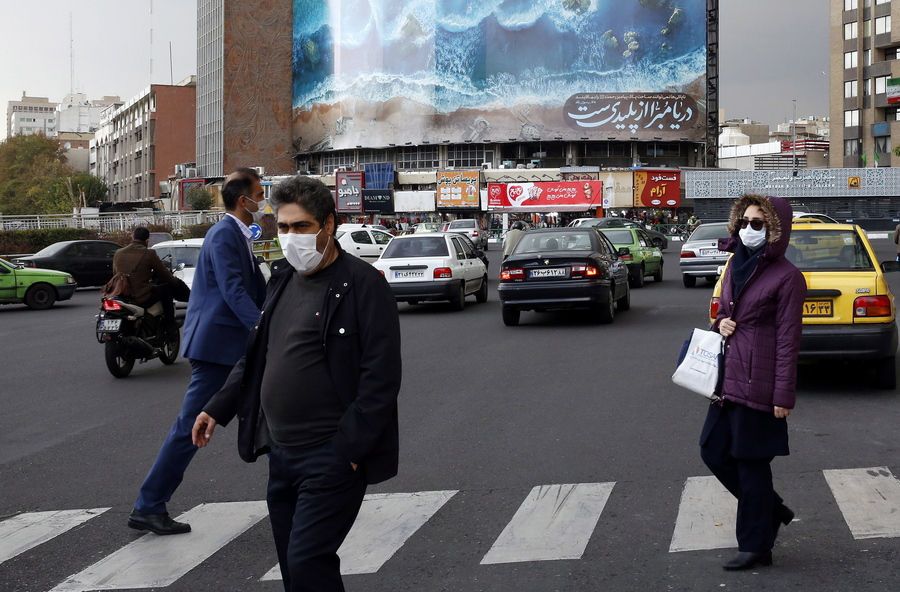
[97,319,121,332]
[700,249,726,256]
[530,268,566,278]
[394,271,424,279]
[803,300,833,316]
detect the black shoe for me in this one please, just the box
[722,551,773,571]
[128,510,191,535]
[772,506,795,541]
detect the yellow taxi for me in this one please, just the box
[710,222,899,389]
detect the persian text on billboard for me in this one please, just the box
[634,170,681,208]
[292,0,709,150]
[488,182,603,211]
[437,171,481,209]
[335,171,364,213]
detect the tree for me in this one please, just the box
[0,133,74,215]
[185,185,214,211]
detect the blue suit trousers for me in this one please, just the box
[135,359,233,514]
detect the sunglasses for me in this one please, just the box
[739,219,767,231]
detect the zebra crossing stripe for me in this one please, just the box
[824,467,900,540]
[50,501,268,591]
[669,476,736,552]
[0,508,110,565]
[480,483,615,565]
[260,490,458,580]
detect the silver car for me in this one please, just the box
[678,222,732,287]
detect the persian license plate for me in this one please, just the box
[394,270,424,279]
[530,268,566,278]
[803,300,833,316]
[97,319,121,332]
[700,249,726,256]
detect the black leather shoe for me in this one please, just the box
[773,506,795,541]
[722,551,773,571]
[128,510,191,535]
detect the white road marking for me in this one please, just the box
[480,483,614,565]
[261,490,458,580]
[669,476,737,552]
[50,501,268,591]
[0,508,110,565]
[824,466,900,539]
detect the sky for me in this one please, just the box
[0,0,830,142]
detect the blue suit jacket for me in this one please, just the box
[181,216,267,365]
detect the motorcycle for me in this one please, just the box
[96,297,181,378]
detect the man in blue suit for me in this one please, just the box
[128,167,268,535]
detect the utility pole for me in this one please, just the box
[792,99,797,172]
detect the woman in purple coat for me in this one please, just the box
[701,194,807,571]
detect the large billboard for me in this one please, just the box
[293,0,709,151]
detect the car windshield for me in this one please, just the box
[514,232,593,253]
[32,243,67,256]
[689,224,731,241]
[381,237,449,258]
[600,229,635,244]
[789,229,875,271]
[155,246,202,268]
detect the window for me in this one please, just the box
[876,136,891,153]
[845,0,858,9]
[845,139,860,156]
[886,106,900,121]
[865,78,873,96]
[864,49,873,67]
[845,80,859,98]
[876,0,890,5]
[876,76,889,94]
[321,151,355,174]
[397,146,438,170]
[845,51,858,69]
[447,145,487,168]
[887,47,900,60]
[845,21,858,40]
[844,109,860,126]
[876,16,891,35]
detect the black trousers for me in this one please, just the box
[267,442,367,592]
[700,403,789,553]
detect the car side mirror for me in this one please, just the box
[881,261,900,273]
[176,262,186,272]
[618,247,630,256]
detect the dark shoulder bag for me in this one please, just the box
[101,250,146,298]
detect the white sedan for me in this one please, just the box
[372,233,488,310]
[336,226,394,262]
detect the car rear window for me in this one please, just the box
[600,229,635,244]
[514,232,593,253]
[688,224,731,241]
[381,237,449,258]
[449,220,476,228]
[789,230,875,271]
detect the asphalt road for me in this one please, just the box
[2,238,900,592]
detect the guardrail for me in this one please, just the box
[1,210,226,232]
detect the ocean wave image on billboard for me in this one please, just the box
[293,0,708,151]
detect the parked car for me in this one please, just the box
[413,222,442,233]
[498,227,630,326]
[567,217,668,250]
[152,238,272,294]
[710,222,899,389]
[793,213,840,224]
[335,226,394,262]
[14,240,122,287]
[678,222,732,287]
[441,218,489,250]
[599,228,664,288]
[372,233,488,310]
[0,257,77,309]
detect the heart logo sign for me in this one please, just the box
[489,185,501,199]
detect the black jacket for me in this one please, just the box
[204,246,402,485]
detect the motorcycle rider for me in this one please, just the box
[112,227,183,330]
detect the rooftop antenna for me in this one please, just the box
[149,0,154,80]
[69,12,74,97]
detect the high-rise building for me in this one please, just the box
[831,0,897,168]
[6,95,58,138]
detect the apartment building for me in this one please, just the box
[832,0,899,167]
[6,95,58,138]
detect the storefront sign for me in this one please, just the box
[633,169,681,207]
[437,170,480,209]
[335,171,365,213]
[487,181,603,211]
[362,189,395,214]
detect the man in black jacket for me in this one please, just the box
[191,176,401,592]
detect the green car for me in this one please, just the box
[0,257,78,309]
[600,228,664,288]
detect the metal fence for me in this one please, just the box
[0,210,226,233]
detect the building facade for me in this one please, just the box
[831,0,898,168]
[92,78,197,203]
[56,93,122,135]
[6,95,58,138]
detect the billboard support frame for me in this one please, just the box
[706,0,719,168]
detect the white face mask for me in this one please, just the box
[245,198,267,223]
[279,230,327,273]
[738,225,767,250]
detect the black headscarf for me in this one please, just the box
[730,240,765,297]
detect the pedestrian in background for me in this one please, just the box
[502,220,527,260]
[127,167,267,535]
[893,219,900,261]
[192,175,401,592]
[701,193,806,571]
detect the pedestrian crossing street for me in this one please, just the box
[2,467,900,590]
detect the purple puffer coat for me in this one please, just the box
[712,195,807,412]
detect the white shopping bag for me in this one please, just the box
[671,328,725,401]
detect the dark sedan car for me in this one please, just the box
[568,217,668,250]
[498,228,630,326]
[15,240,122,287]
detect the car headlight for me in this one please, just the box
[66,276,76,284]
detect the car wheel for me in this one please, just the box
[617,282,631,311]
[502,306,520,326]
[24,284,56,310]
[475,275,489,303]
[652,261,664,282]
[629,265,645,289]
[159,330,180,365]
[875,356,897,390]
[596,292,615,324]
[682,274,697,288]
[482,240,488,251]
[653,237,666,249]
[449,281,466,311]
[104,340,135,378]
